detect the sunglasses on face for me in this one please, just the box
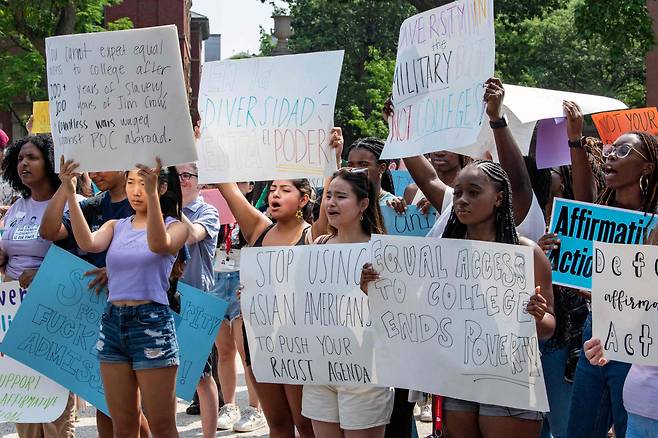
[178,172,198,181]
[602,143,649,161]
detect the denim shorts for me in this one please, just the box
[97,303,179,370]
[442,397,544,421]
[210,271,240,321]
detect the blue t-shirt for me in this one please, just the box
[180,196,220,291]
[60,192,134,267]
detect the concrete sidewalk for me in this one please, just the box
[0,358,433,437]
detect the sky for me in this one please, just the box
[191,0,287,59]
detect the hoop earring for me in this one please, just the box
[295,209,303,220]
[360,215,364,221]
[640,175,649,196]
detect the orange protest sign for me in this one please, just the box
[592,107,658,144]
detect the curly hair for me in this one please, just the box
[1,134,60,198]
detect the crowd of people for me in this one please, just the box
[0,75,656,438]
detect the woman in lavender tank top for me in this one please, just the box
[59,156,188,438]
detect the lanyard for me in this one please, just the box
[224,224,233,258]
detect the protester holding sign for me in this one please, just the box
[0,134,77,437]
[363,160,555,437]
[211,181,265,433]
[302,167,394,437]
[175,161,222,438]
[388,78,547,243]
[39,169,155,437]
[563,116,658,437]
[345,137,400,207]
[583,230,658,438]
[217,128,342,438]
[59,157,188,437]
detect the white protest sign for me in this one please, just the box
[592,242,658,365]
[0,282,68,423]
[383,0,495,159]
[368,235,549,411]
[46,25,197,172]
[240,244,375,385]
[504,85,627,124]
[197,51,344,183]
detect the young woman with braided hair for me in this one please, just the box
[361,159,555,438]
[561,102,658,438]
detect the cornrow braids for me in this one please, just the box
[597,131,658,213]
[442,160,519,245]
[347,137,395,194]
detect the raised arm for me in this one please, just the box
[39,183,71,242]
[485,78,533,224]
[218,182,271,246]
[137,159,189,256]
[181,213,208,245]
[564,101,595,203]
[311,127,344,240]
[60,158,115,253]
[402,156,449,213]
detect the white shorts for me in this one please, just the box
[302,384,394,430]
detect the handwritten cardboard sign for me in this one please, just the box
[31,102,52,134]
[592,108,658,145]
[548,198,658,290]
[368,234,549,411]
[240,244,376,385]
[391,170,414,196]
[0,247,227,414]
[0,281,69,423]
[382,205,437,237]
[197,51,344,183]
[45,25,197,172]
[592,242,658,364]
[382,0,495,159]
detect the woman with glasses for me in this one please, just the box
[561,101,658,438]
[175,162,222,438]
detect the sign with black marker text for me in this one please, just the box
[592,242,658,365]
[46,25,197,171]
[368,234,549,411]
[240,243,375,385]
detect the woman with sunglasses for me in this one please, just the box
[561,101,658,438]
[302,167,394,438]
[216,127,343,438]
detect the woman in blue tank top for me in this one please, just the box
[59,156,188,438]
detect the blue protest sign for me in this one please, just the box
[174,283,226,400]
[382,205,437,237]
[548,198,658,290]
[0,246,228,415]
[390,170,414,196]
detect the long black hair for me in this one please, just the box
[2,134,60,198]
[442,160,519,245]
[347,137,395,194]
[326,168,386,237]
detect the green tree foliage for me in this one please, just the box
[259,0,654,139]
[0,0,133,119]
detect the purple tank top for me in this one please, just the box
[105,216,178,304]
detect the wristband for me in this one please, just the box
[568,137,585,149]
[489,114,508,129]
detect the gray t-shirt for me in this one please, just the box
[181,196,220,291]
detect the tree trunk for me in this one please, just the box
[55,1,77,36]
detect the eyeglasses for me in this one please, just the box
[178,172,198,181]
[602,144,649,161]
